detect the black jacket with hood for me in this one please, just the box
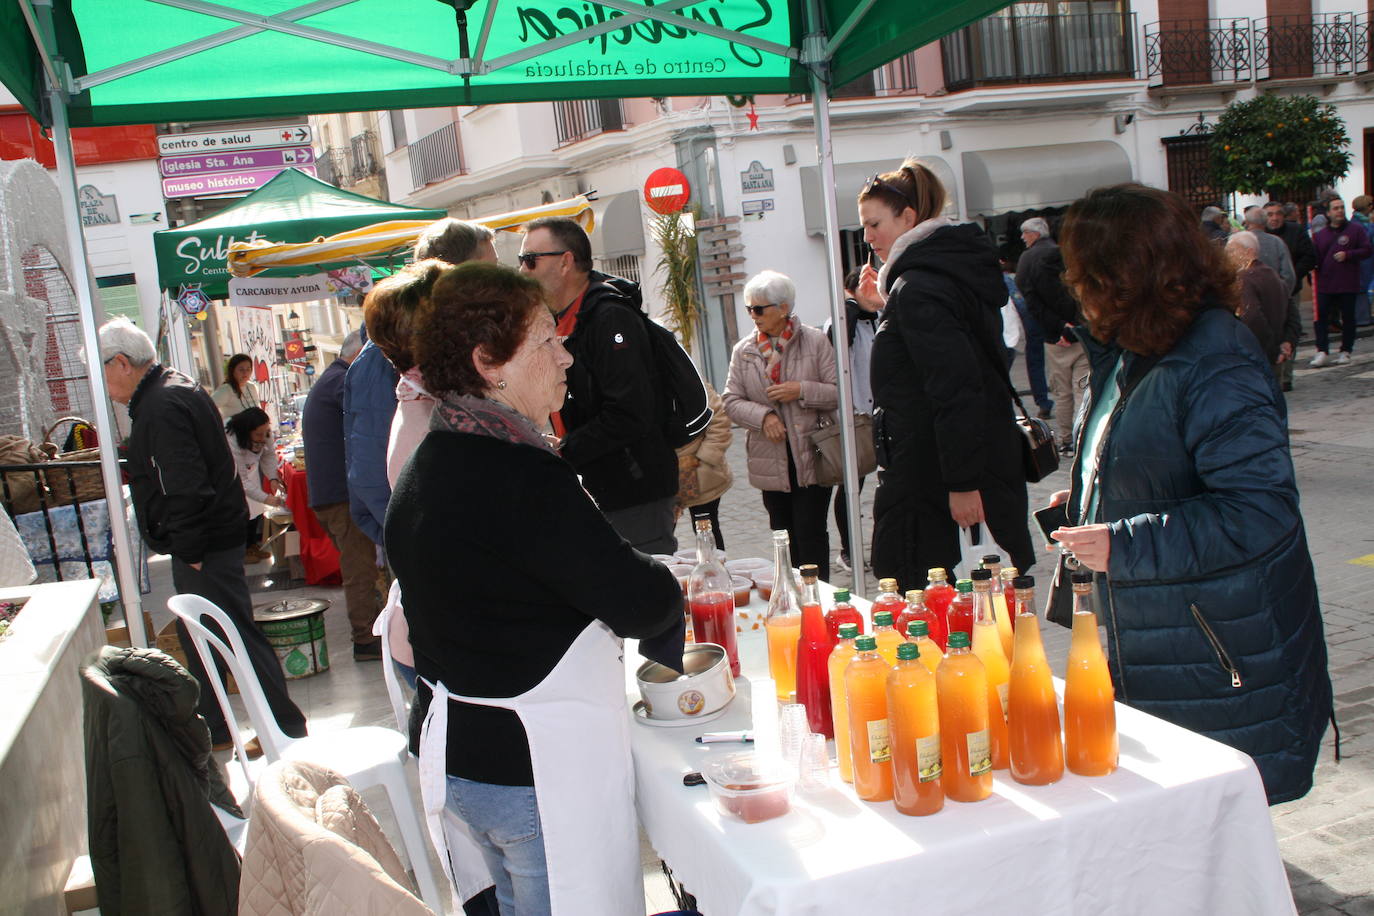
[558,271,678,513]
[126,365,247,564]
[870,221,1035,587]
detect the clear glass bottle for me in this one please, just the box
[687,518,738,676]
[1064,570,1119,777]
[795,564,835,738]
[764,530,802,701]
[970,569,1011,770]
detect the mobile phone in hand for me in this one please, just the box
[1033,502,1069,548]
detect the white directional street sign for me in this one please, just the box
[157,125,313,156]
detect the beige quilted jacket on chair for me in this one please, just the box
[238,761,433,916]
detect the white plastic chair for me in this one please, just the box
[167,593,446,915]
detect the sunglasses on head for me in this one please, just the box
[865,173,916,211]
[745,303,781,317]
[517,250,567,269]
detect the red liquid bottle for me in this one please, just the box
[871,578,907,631]
[686,518,739,676]
[923,567,955,642]
[826,587,865,640]
[794,564,835,738]
[947,579,975,641]
[899,588,947,651]
[1001,567,1020,632]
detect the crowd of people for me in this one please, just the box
[94,165,1338,914]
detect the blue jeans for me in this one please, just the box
[446,776,550,916]
[1011,298,1053,411]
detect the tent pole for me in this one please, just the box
[805,1,866,597]
[39,38,149,646]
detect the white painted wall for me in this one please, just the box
[71,159,166,331]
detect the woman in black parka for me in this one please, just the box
[856,160,1035,589]
[1049,184,1331,804]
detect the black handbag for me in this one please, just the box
[971,317,1060,483]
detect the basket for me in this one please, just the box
[41,417,105,508]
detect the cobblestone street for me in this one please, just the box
[676,341,1374,914]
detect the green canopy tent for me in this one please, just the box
[153,166,446,297]
[2,0,1011,644]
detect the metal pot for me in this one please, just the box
[635,643,736,720]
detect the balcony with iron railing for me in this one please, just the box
[940,11,1137,91]
[349,130,381,184]
[317,147,349,188]
[408,122,466,189]
[1144,15,1374,89]
[553,99,625,146]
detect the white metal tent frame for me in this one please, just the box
[23,0,882,646]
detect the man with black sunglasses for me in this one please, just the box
[518,216,679,552]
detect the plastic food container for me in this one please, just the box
[754,572,775,602]
[668,564,693,594]
[725,558,770,579]
[703,752,794,824]
[731,576,752,607]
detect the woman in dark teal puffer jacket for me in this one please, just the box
[1049,184,1331,805]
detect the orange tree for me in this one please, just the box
[1209,94,1351,201]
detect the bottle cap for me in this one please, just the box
[838,622,859,639]
[694,518,712,532]
[981,554,1001,565]
[1071,570,1094,584]
[1013,575,1035,589]
[1001,567,1019,580]
[873,610,894,626]
[971,568,992,581]
[855,635,878,651]
[833,588,850,602]
[799,563,819,582]
[927,567,947,580]
[907,619,929,638]
[896,642,919,660]
[904,589,924,604]
[878,577,899,592]
[947,630,971,649]
[955,579,973,593]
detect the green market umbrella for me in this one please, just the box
[2,0,1011,640]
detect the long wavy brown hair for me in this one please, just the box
[1059,183,1238,356]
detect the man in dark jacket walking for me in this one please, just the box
[1016,217,1085,455]
[518,217,679,552]
[99,318,305,751]
[304,330,381,660]
[1264,201,1317,391]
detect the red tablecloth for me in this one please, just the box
[279,461,341,586]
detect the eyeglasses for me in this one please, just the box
[517,250,568,269]
[745,303,781,317]
[864,174,916,211]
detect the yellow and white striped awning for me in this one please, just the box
[226,194,596,278]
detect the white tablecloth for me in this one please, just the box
[627,591,1295,916]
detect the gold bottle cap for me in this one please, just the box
[927,567,947,579]
[878,577,899,592]
[1001,567,1019,580]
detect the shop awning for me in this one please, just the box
[592,191,647,261]
[961,141,1132,217]
[800,156,959,235]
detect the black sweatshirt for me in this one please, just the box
[386,430,683,785]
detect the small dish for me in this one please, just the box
[631,700,728,728]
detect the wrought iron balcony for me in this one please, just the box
[1254,13,1360,80]
[316,147,348,188]
[553,99,625,146]
[1143,19,1252,88]
[408,122,465,189]
[940,11,1136,91]
[349,130,381,183]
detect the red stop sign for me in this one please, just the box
[643,167,691,215]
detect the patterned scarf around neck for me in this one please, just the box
[430,392,556,455]
[756,315,796,384]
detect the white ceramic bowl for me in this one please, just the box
[635,643,736,721]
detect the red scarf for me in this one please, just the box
[549,290,586,438]
[756,316,795,384]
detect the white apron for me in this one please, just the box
[418,620,642,916]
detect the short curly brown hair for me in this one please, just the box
[413,262,546,397]
[362,259,446,373]
[1060,183,1239,357]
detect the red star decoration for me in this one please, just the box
[747,105,759,130]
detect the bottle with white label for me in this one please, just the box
[937,630,993,802]
[844,635,893,802]
[970,568,1011,770]
[887,641,944,816]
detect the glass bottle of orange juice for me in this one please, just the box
[936,631,993,803]
[970,569,1011,770]
[764,530,801,702]
[845,635,893,801]
[1006,575,1063,786]
[872,610,904,667]
[887,642,944,816]
[1064,570,1119,777]
[983,559,1014,658]
[828,623,860,783]
[905,619,942,674]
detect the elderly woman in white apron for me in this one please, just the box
[385,262,684,916]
